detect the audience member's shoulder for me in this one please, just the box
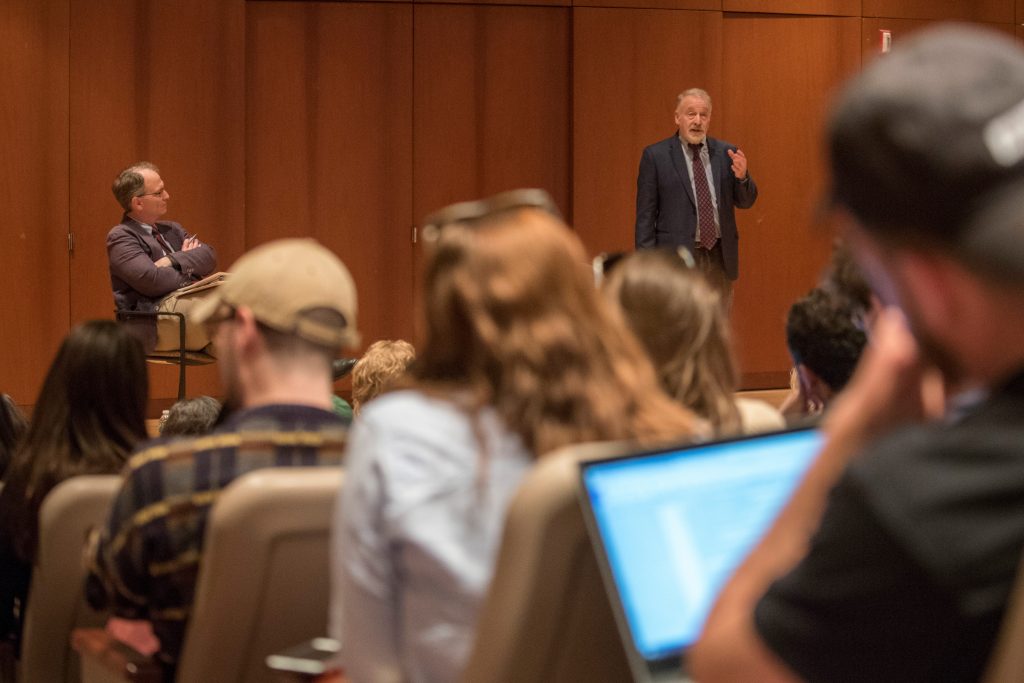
[124,434,208,473]
[107,222,136,241]
[735,397,786,435]
[847,416,1024,517]
[359,389,457,421]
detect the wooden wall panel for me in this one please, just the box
[862,0,1013,22]
[575,0,718,11]
[247,2,415,351]
[0,0,70,405]
[413,5,570,345]
[572,8,722,257]
[724,0,858,14]
[436,0,569,8]
[69,0,247,403]
[413,5,571,219]
[721,14,861,387]
[1019,0,1024,23]
[861,17,1017,66]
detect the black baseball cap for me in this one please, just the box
[828,24,1024,268]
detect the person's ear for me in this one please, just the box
[894,251,959,334]
[797,363,832,413]
[231,306,262,355]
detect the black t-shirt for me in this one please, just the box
[755,370,1024,682]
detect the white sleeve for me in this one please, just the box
[331,417,404,683]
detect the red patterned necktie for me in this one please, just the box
[689,143,718,250]
[153,230,175,255]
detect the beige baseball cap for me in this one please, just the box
[191,238,359,349]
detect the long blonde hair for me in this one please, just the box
[413,207,697,456]
[603,250,741,435]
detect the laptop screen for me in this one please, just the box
[579,428,823,667]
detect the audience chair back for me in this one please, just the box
[983,552,1024,683]
[460,442,632,683]
[20,475,121,683]
[174,467,344,683]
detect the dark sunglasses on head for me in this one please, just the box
[592,246,695,286]
[420,188,561,243]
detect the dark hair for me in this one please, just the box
[160,396,221,438]
[821,240,873,317]
[0,321,149,562]
[111,161,158,211]
[786,288,867,392]
[0,395,27,481]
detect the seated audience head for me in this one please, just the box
[600,248,743,434]
[191,238,359,410]
[786,287,867,410]
[0,320,148,561]
[159,396,221,438]
[828,25,1024,386]
[351,340,415,413]
[821,239,880,332]
[415,189,699,454]
[0,394,27,482]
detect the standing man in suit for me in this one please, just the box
[635,89,758,301]
[107,162,217,351]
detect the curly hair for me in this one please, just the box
[603,249,741,435]
[352,340,416,413]
[412,208,698,456]
[786,287,867,392]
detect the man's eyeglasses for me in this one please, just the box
[420,188,561,243]
[138,188,168,198]
[592,246,695,286]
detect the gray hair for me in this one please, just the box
[677,88,712,112]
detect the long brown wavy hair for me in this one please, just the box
[603,250,741,435]
[412,207,699,456]
[0,320,149,562]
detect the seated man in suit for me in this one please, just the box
[107,162,217,351]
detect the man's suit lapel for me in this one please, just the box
[667,135,696,207]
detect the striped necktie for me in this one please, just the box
[689,143,717,250]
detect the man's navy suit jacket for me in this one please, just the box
[635,134,758,280]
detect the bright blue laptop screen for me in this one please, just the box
[581,429,823,661]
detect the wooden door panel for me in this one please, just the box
[247,1,415,352]
[0,0,70,405]
[721,14,862,387]
[413,5,571,221]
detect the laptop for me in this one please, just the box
[578,427,823,682]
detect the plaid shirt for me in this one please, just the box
[86,404,346,669]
